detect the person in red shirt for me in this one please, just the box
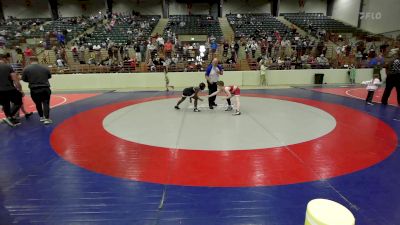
[24,47,33,65]
[129,57,137,71]
[164,40,173,58]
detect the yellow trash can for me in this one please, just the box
[305,199,355,225]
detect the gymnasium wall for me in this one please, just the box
[359,0,400,34]
[280,0,327,14]
[2,0,270,18]
[22,69,373,91]
[331,0,360,27]
[169,0,210,15]
[113,0,163,15]
[331,0,400,34]
[222,0,271,16]
[2,0,51,18]
[58,0,106,17]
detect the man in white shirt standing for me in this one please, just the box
[205,58,223,109]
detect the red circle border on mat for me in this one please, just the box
[50,94,398,187]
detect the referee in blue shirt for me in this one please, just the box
[205,58,223,109]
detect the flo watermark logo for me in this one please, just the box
[360,12,382,20]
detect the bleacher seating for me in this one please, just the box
[282,13,359,34]
[28,17,99,41]
[0,18,50,47]
[227,13,292,41]
[86,15,160,45]
[164,15,223,40]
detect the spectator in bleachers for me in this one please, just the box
[230,41,236,59]
[0,36,6,48]
[182,43,189,61]
[78,45,86,64]
[164,40,173,59]
[355,51,363,66]
[59,48,67,65]
[234,41,240,58]
[275,57,283,69]
[283,39,292,58]
[147,58,156,72]
[93,45,101,64]
[211,41,218,58]
[250,40,258,59]
[147,41,156,59]
[369,53,384,68]
[245,43,251,59]
[112,45,119,62]
[301,53,310,69]
[380,41,390,54]
[156,36,164,50]
[129,57,137,71]
[284,57,292,70]
[273,40,280,59]
[209,34,216,43]
[118,44,124,62]
[71,45,79,62]
[24,47,33,65]
[260,39,267,57]
[223,41,229,58]
[344,44,351,56]
[308,55,317,67]
[317,54,329,68]
[56,58,65,68]
[226,55,236,65]
[57,32,65,47]
[140,41,146,63]
[107,45,113,62]
[133,43,141,63]
[171,55,179,65]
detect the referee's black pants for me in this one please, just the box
[208,81,218,107]
[381,74,400,105]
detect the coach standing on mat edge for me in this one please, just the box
[0,55,23,127]
[381,49,400,105]
[22,57,53,125]
[205,58,223,109]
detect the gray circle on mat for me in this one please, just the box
[103,97,336,151]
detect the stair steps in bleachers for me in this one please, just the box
[68,26,96,47]
[325,41,337,59]
[239,59,250,71]
[152,18,169,36]
[276,16,317,41]
[37,50,56,67]
[218,17,235,43]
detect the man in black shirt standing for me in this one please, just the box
[0,56,23,127]
[381,50,400,105]
[22,58,53,125]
